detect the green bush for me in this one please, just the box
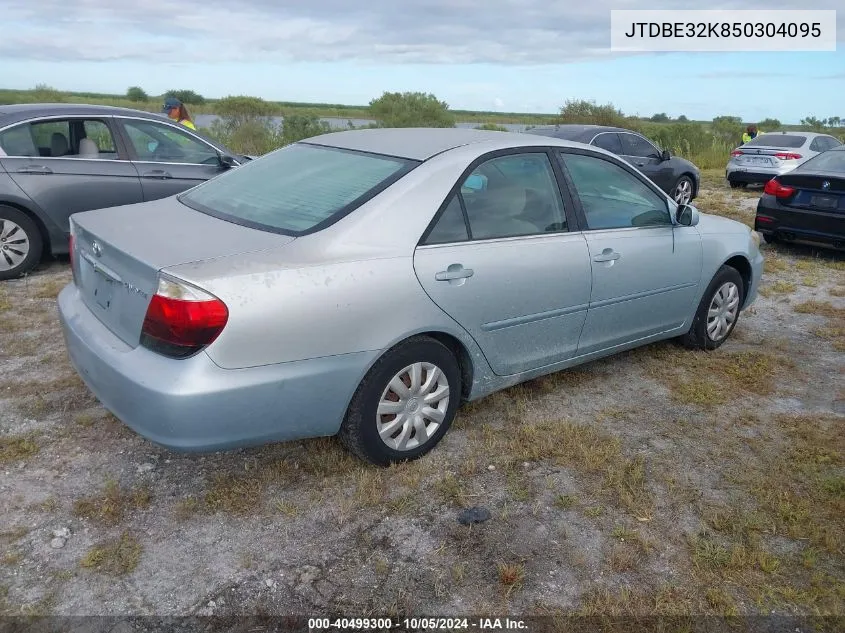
[475,123,509,132]
[281,114,332,144]
[557,99,633,128]
[32,83,65,103]
[126,86,148,102]
[369,92,455,128]
[164,89,205,105]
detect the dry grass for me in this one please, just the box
[73,480,152,526]
[496,562,525,592]
[0,434,39,463]
[80,532,142,576]
[30,278,66,300]
[794,301,845,319]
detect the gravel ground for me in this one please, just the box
[0,176,843,627]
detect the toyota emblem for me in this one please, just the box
[92,241,102,257]
[822,180,831,190]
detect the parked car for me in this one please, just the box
[524,124,701,205]
[0,104,250,279]
[58,128,763,465]
[755,144,845,250]
[726,131,842,189]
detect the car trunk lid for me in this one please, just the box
[777,172,845,214]
[732,145,804,168]
[70,197,294,347]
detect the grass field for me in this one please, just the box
[0,174,843,624]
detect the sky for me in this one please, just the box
[2,0,844,124]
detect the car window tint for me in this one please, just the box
[122,120,218,164]
[82,121,117,155]
[592,133,623,154]
[424,196,469,244]
[180,143,416,234]
[0,124,38,157]
[620,133,658,158]
[809,138,824,152]
[29,120,71,157]
[459,153,566,240]
[744,134,806,148]
[561,152,671,230]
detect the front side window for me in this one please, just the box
[121,119,219,164]
[456,152,567,240]
[560,152,671,230]
[592,133,623,154]
[179,143,417,234]
[620,133,659,158]
[796,150,845,174]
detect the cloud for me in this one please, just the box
[4,0,842,66]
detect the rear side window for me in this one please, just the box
[744,134,806,148]
[796,150,845,174]
[179,143,418,235]
[620,133,659,158]
[592,133,623,154]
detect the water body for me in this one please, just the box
[193,114,535,133]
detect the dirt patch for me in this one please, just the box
[0,178,843,617]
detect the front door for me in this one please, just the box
[618,132,674,192]
[0,117,143,235]
[116,117,225,200]
[414,151,592,376]
[556,150,702,356]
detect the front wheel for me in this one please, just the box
[339,336,461,466]
[680,265,745,350]
[672,175,695,205]
[0,206,43,281]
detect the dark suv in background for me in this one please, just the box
[525,124,701,205]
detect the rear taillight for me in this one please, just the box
[763,178,796,199]
[730,150,743,157]
[140,276,228,359]
[774,152,802,160]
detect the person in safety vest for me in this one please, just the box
[741,124,760,144]
[162,97,196,130]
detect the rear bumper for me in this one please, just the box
[726,163,797,185]
[57,284,376,452]
[755,199,845,249]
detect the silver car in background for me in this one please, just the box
[58,128,764,466]
[726,131,842,189]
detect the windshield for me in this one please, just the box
[743,134,806,148]
[179,143,419,235]
[797,150,845,174]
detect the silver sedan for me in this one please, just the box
[58,128,764,465]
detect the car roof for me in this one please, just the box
[0,103,171,128]
[523,124,634,141]
[303,127,589,161]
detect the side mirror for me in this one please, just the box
[676,204,700,227]
[218,154,238,169]
[660,149,671,161]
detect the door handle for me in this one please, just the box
[635,162,645,167]
[593,249,621,263]
[142,170,172,179]
[17,165,53,175]
[435,264,474,283]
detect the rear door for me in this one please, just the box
[618,132,674,191]
[0,117,143,235]
[115,117,225,200]
[413,149,592,376]
[591,132,624,156]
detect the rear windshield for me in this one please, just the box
[797,149,845,174]
[744,134,806,148]
[179,143,418,235]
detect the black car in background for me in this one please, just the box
[755,145,845,251]
[0,104,248,279]
[524,124,701,205]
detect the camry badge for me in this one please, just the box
[92,241,102,257]
[822,180,831,190]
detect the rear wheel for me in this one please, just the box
[0,206,42,281]
[729,181,745,189]
[339,336,461,466]
[680,265,745,350]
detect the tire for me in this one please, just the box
[729,181,745,189]
[671,175,695,205]
[760,231,778,245]
[0,205,43,281]
[339,336,461,466]
[680,265,745,351]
